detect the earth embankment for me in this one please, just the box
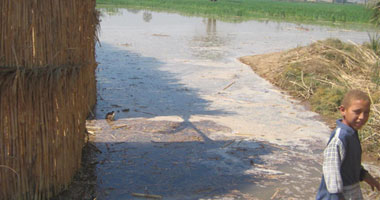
[239,39,380,198]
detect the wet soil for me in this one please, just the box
[51,140,98,200]
[89,118,325,200]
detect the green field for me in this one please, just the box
[96,0,373,26]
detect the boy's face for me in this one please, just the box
[339,99,370,130]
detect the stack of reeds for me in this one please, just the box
[269,38,380,148]
[0,0,99,199]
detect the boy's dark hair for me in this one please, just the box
[341,89,371,108]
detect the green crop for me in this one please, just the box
[96,0,373,27]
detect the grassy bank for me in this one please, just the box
[96,0,373,26]
[240,38,380,198]
[240,39,380,162]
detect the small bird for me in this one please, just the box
[105,111,115,121]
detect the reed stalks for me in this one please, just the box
[258,38,380,152]
[0,0,99,199]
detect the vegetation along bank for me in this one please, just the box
[96,0,374,26]
[240,39,380,164]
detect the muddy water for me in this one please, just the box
[90,8,370,199]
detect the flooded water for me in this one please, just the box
[90,8,371,199]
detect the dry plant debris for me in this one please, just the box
[240,38,380,162]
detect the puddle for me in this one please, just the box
[91,8,371,199]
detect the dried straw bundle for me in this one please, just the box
[276,39,380,148]
[0,0,99,68]
[0,0,98,199]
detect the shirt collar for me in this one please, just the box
[336,119,357,135]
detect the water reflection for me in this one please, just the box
[143,12,152,23]
[100,7,123,16]
[206,18,216,34]
[190,18,229,61]
[127,8,140,14]
[100,7,141,16]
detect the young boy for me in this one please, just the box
[316,89,380,200]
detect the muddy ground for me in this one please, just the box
[54,118,325,200]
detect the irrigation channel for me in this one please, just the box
[89,8,373,199]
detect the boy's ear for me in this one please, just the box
[338,105,344,111]
[339,105,346,115]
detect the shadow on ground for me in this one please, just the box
[95,43,231,120]
[92,119,282,200]
[53,42,323,200]
[92,43,281,199]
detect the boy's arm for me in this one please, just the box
[361,168,380,191]
[322,135,346,199]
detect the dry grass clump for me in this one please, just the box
[274,38,380,156]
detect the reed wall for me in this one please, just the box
[0,0,99,199]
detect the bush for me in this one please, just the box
[310,87,346,116]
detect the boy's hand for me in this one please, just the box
[364,173,380,191]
